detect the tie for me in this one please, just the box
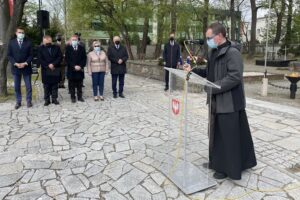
[48,48,52,56]
[18,40,22,48]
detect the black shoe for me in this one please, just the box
[15,103,21,110]
[78,98,84,102]
[27,102,33,108]
[71,98,76,103]
[52,100,60,105]
[44,101,51,106]
[164,87,169,91]
[202,162,212,169]
[213,172,227,179]
[113,94,118,98]
[119,94,125,98]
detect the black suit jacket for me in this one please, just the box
[107,45,128,74]
[163,42,181,67]
[7,38,33,75]
[65,45,87,80]
[38,44,63,84]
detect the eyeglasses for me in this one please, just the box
[206,34,216,40]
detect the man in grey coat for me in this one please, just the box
[185,22,256,180]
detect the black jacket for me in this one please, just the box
[107,45,128,74]
[38,44,63,84]
[193,41,245,113]
[7,38,33,75]
[163,42,181,67]
[65,45,87,80]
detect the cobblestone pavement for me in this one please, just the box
[0,73,299,200]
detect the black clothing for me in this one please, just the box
[107,45,128,75]
[7,38,33,75]
[112,74,125,95]
[211,110,257,180]
[43,84,58,102]
[163,42,181,88]
[163,42,181,67]
[38,44,63,84]
[65,45,87,80]
[193,40,256,180]
[69,79,83,100]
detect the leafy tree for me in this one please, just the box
[0,0,28,96]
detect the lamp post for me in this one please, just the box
[261,0,272,97]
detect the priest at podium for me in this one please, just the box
[185,22,257,180]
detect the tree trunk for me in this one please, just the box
[154,0,166,59]
[154,16,164,59]
[0,0,10,96]
[0,0,27,97]
[274,0,286,44]
[230,0,236,40]
[249,0,257,57]
[170,0,177,32]
[285,0,293,47]
[202,0,209,56]
[121,29,134,60]
[140,15,149,60]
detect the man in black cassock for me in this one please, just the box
[186,22,257,180]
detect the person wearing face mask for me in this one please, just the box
[185,22,256,180]
[87,41,109,101]
[163,32,181,91]
[38,35,63,106]
[65,35,87,103]
[107,36,129,98]
[7,27,33,109]
[55,33,66,89]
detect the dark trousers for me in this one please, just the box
[69,79,83,99]
[164,66,176,88]
[92,72,105,96]
[59,64,66,87]
[13,74,32,104]
[43,83,58,102]
[112,74,125,95]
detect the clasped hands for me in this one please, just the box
[15,62,28,69]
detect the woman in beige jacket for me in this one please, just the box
[87,41,109,101]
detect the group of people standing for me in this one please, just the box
[8,24,257,182]
[7,27,128,109]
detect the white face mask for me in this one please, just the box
[17,33,25,40]
[71,40,78,47]
[94,47,100,52]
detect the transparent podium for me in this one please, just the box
[155,67,221,194]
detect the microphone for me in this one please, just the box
[185,39,205,45]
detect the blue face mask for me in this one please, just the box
[207,38,218,49]
[94,47,100,52]
[71,40,78,47]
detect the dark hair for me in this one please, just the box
[16,27,25,31]
[208,22,226,37]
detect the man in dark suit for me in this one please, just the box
[65,35,87,103]
[163,32,181,91]
[7,27,33,109]
[38,35,63,106]
[107,36,129,98]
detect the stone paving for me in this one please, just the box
[0,73,299,200]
